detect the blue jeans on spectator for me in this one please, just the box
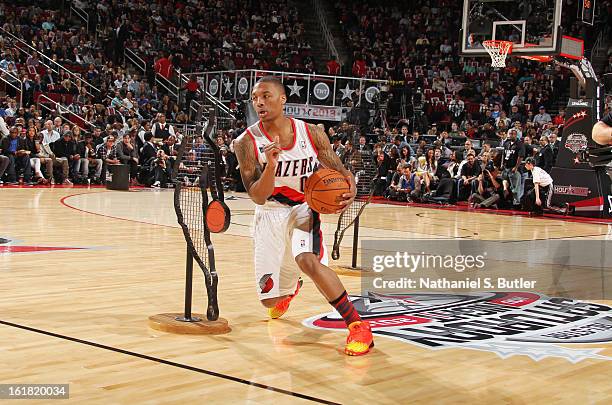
[520,171,529,202]
[70,157,80,178]
[6,155,32,182]
[457,178,478,201]
[503,168,522,205]
[0,155,9,180]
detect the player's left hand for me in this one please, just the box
[336,174,356,213]
[535,198,542,206]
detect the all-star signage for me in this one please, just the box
[303,292,612,362]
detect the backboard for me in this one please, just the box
[461,0,563,56]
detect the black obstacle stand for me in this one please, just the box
[331,126,376,271]
[148,108,231,335]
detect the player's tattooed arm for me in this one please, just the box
[308,124,356,209]
[308,124,350,175]
[234,134,278,205]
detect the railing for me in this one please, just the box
[155,72,179,100]
[0,67,23,107]
[312,0,341,64]
[187,100,234,131]
[69,3,89,32]
[0,26,100,98]
[178,71,235,119]
[36,94,95,134]
[124,48,147,76]
[124,48,183,105]
[187,96,203,120]
[123,48,235,121]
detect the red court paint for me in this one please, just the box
[0,246,84,254]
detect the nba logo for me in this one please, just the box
[300,239,305,247]
[300,140,306,149]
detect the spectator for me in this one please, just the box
[51,131,76,185]
[1,126,33,185]
[96,134,120,181]
[502,129,525,206]
[154,52,173,80]
[388,163,416,202]
[78,132,103,183]
[458,152,481,201]
[24,126,49,184]
[458,139,475,161]
[116,133,140,183]
[41,120,60,145]
[356,135,371,153]
[373,151,392,196]
[326,58,341,75]
[448,95,465,121]
[549,132,560,163]
[468,165,501,208]
[523,135,536,158]
[151,149,172,188]
[184,76,200,110]
[552,109,565,126]
[535,135,554,173]
[509,106,525,125]
[352,54,367,77]
[332,136,345,160]
[0,152,9,185]
[534,106,552,127]
[151,113,175,140]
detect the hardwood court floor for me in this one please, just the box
[1,187,611,404]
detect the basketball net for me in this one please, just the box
[482,40,513,68]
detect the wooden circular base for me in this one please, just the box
[330,265,376,278]
[148,313,230,335]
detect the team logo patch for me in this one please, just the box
[564,133,588,153]
[259,273,274,294]
[303,292,612,362]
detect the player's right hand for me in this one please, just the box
[264,136,281,167]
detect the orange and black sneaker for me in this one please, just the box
[268,278,303,319]
[345,321,374,356]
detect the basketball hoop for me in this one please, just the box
[482,40,513,68]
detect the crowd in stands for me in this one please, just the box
[326,104,565,214]
[332,0,608,125]
[0,0,610,216]
[80,0,314,75]
[0,106,244,191]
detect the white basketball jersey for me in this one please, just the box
[244,118,319,206]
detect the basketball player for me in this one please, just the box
[234,77,374,356]
[592,111,612,146]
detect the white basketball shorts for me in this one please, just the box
[252,202,328,300]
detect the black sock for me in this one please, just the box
[329,291,361,327]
